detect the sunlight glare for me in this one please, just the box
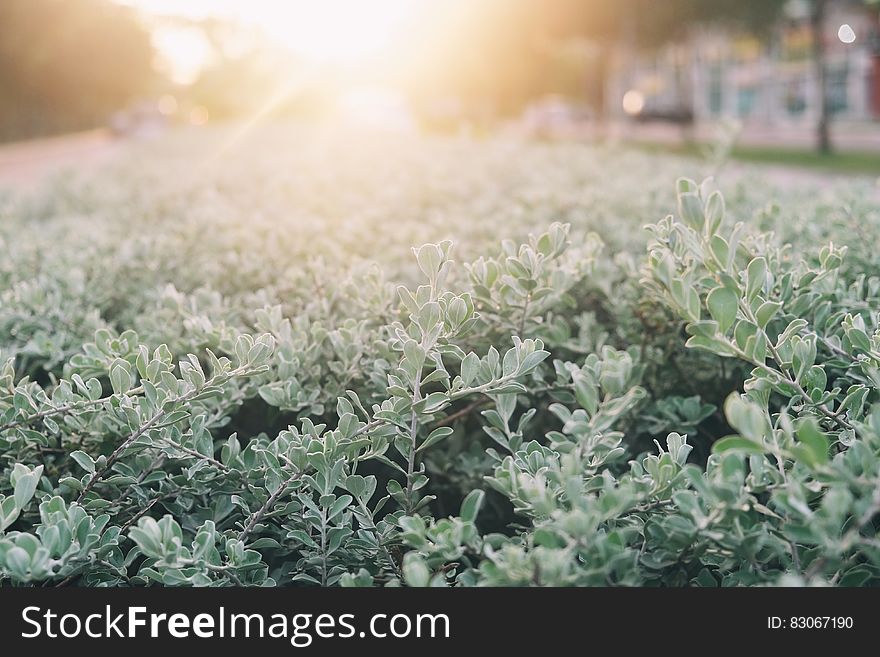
[122,0,417,68]
[151,26,213,84]
[261,0,413,63]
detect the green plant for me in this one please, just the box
[1,130,878,586]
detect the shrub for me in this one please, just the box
[0,131,878,586]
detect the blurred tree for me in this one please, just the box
[187,53,279,119]
[0,0,156,141]
[397,0,549,129]
[809,0,833,154]
[398,0,789,131]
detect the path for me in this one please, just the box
[0,130,121,191]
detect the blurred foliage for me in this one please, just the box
[0,0,156,141]
[400,0,789,125]
[0,0,809,139]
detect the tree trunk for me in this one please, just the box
[673,43,696,145]
[592,43,610,140]
[810,0,831,154]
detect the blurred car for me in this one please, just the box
[521,95,591,136]
[109,100,168,138]
[633,103,694,125]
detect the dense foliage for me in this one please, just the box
[1,127,879,586]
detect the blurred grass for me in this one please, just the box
[630,140,880,176]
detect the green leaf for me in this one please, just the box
[328,495,353,520]
[678,191,704,230]
[414,243,443,279]
[460,352,480,386]
[755,301,782,329]
[711,436,766,455]
[572,372,598,415]
[685,335,737,357]
[403,339,426,371]
[70,450,96,474]
[415,392,448,414]
[0,497,20,532]
[709,235,730,270]
[459,489,485,523]
[417,426,453,453]
[746,257,767,300]
[287,530,318,549]
[344,475,366,499]
[704,190,725,234]
[5,546,30,580]
[402,552,431,587]
[128,519,165,560]
[109,359,133,395]
[795,419,830,466]
[13,472,40,510]
[707,286,738,334]
[155,410,190,428]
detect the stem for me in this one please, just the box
[0,386,145,433]
[319,506,328,587]
[54,559,132,588]
[449,372,522,402]
[789,540,802,574]
[432,399,488,428]
[518,293,531,337]
[75,367,250,504]
[239,471,302,542]
[161,439,232,472]
[211,565,243,587]
[119,494,169,533]
[174,558,248,586]
[350,418,384,439]
[804,331,856,362]
[356,498,401,578]
[76,408,168,504]
[404,369,423,514]
[738,303,853,432]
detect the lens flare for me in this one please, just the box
[622,90,645,116]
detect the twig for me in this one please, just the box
[162,440,232,473]
[239,471,302,542]
[404,371,423,514]
[738,303,854,432]
[76,408,168,504]
[120,495,168,533]
[75,367,250,504]
[432,399,489,427]
[1,386,145,433]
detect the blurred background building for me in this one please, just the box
[610,1,880,126]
